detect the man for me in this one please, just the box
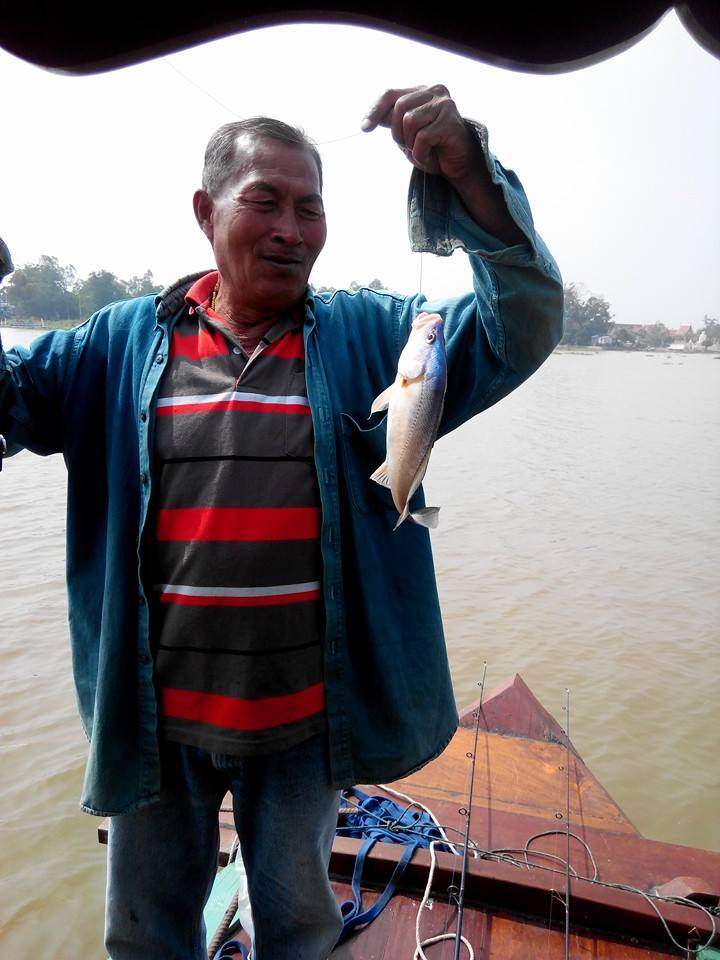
[0,85,563,958]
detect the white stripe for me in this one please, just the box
[156,391,309,408]
[154,581,320,598]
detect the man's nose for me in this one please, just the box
[271,206,302,245]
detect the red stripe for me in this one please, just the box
[170,327,228,361]
[263,331,305,359]
[157,506,320,541]
[159,589,320,607]
[156,400,311,416]
[161,682,325,731]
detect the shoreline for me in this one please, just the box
[3,324,720,355]
[553,344,720,355]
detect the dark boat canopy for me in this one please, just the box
[1,2,719,75]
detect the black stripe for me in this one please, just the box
[157,639,320,656]
[159,713,327,756]
[155,458,320,510]
[151,600,324,651]
[155,540,322,588]
[154,644,323,700]
[158,455,314,464]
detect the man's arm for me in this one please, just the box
[361,84,525,246]
[0,324,89,458]
[361,84,563,434]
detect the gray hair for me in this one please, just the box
[201,117,323,197]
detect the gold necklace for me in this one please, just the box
[210,283,219,312]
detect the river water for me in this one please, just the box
[1,327,718,958]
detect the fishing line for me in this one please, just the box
[162,58,242,117]
[163,58,367,148]
[316,131,365,146]
[338,787,717,954]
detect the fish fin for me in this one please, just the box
[409,507,440,529]
[370,462,391,488]
[393,504,411,530]
[370,384,394,415]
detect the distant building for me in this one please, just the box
[668,324,693,341]
[609,323,645,338]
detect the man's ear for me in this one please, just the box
[193,189,214,243]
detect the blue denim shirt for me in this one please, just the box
[0,133,563,815]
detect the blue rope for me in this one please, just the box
[213,788,449,954]
[341,787,452,848]
[336,787,452,942]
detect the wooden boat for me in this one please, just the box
[99,674,720,957]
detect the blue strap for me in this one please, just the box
[337,836,419,943]
[212,940,248,960]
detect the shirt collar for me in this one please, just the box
[185,272,305,344]
[184,270,219,312]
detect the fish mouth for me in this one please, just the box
[412,311,444,331]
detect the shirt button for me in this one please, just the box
[141,473,148,485]
[155,354,163,364]
[232,346,241,355]
[140,411,147,422]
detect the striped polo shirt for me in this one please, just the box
[149,271,326,755]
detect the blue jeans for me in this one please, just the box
[105,734,343,960]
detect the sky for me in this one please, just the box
[1,12,718,329]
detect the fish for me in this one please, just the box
[369,311,447,530]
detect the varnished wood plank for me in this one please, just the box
[328,885,677,959]
[366,726,638,837]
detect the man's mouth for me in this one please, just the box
[263,255,303,266]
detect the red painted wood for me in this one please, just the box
[459,673,574,750]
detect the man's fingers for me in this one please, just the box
[361,84,472,179]
[390,90,441,150]
[361,87,427,132]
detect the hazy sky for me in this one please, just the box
[1,12,718,328]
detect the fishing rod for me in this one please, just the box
[563,688,571,960]
[452,661,487,960]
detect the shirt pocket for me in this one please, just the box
[339,412,395,516]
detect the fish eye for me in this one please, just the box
[425,331,436,343]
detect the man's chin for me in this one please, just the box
[254,280,308,315]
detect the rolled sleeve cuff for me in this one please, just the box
[407,119,541,267]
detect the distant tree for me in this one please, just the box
[636,323,670,349]
[561,284,612,346]
[348,280,362,293]
[76,270,129,316]
[5,255,79,321]
[702,316,719,346]
[368,278,385,290]
[314,284,336,295]
[125,270,163,298]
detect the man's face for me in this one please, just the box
[196,135,327,317]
